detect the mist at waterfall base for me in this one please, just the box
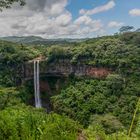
[34,60,42,108]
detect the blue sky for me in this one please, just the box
[0,0,140,38]
[67,0,140,35]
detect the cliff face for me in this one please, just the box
[24,59,112,79]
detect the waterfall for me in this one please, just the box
[34,60,42,108]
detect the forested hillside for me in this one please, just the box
[0,36,84,46]
[0,32,140,140]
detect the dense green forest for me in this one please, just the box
[0,31,140,140]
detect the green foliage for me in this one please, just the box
[47,45,71,62]
[135,101,140,138]
[0,105,80,140]
[46,35,140,72]
[89,114,124,134]
[120,32,140,46]
[0,32,140,139]
[119,26,134,33]
[85,129,137,140]
[52,76,138,129]
[85,123,136,140]
[0,87,21,110]
[85,124,106,140]
[0,40,40,86]
[0,0,25,11]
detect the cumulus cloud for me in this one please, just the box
[129,9,140,16]
[74,16,103,31]
[108,21,124,28]
[79,1,115,15]
[74,15,92,25]
[55,12,72,26]
[0,0,104,38]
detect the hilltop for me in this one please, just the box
[0,36,86,45]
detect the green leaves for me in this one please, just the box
[0,41,40,86]
[46,34,140,71]
[119,26,134,33]
[52,77,138,129]
[0,87,21,110]
[0,106,80,140]
[0,0,25,11]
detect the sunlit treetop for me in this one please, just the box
[0,0,25,11]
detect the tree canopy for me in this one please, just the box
[119,26,134,33]
[0,0,25,11]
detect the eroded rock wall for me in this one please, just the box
[24,59,112,79]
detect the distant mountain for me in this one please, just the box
[0,36,86,45]
[0,36,46,44]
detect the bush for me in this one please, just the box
[0,106,81,140]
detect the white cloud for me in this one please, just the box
[55,12,72,26]
[108,21,124,28]
[74,15,103,33]
[129,9,140,16]
[0,0,104,38]
[79,1,115,15]
[74,15,92,25]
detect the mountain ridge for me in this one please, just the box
[0,36,87,45]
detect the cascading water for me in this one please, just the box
[34,60,42,108]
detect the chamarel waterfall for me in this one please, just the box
[34,60,42,108]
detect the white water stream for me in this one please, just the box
[34,60,42,108]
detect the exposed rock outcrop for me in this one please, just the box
[24,59,112,79]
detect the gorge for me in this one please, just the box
[27,59,112,108]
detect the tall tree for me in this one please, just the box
[0,0,25,11]
[119,26,134,33]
